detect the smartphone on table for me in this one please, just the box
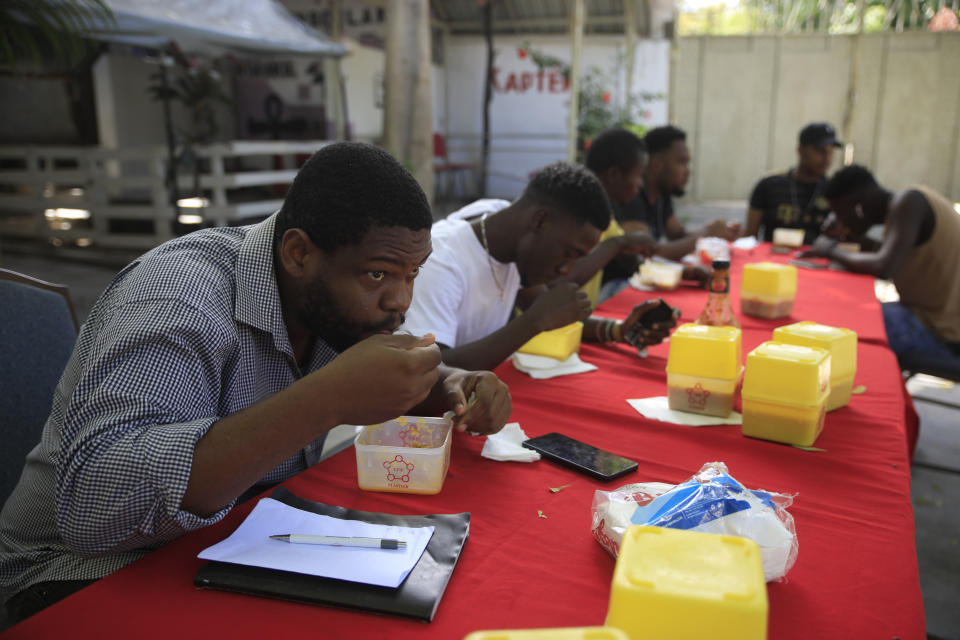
[522,433,638,482]
[623,298,680,349]
[640,298,680,325]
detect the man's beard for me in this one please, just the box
[671,187,686,197]
[300,278,404,353]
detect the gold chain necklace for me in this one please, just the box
[479,211,506,300]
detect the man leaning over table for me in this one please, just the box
[0,142,512,626]
[400,161,675,372]
[802,164,960,366]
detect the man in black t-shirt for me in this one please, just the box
[618,125,738,261]
[742,122,841,245]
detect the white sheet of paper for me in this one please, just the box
[197,498,434,588]
[512,352,597,379]
[627,396,742,427]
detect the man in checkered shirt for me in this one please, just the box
[0,142,512,626]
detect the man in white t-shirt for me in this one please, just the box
[402,162,674,371]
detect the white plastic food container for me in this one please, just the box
[772,228,804,248]
[355,416,452,494]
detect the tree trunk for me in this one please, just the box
[383,0,435,205]
[479,1,494,198]
[567,0,585,162]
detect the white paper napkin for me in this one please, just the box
[512,352,598,379]
[481,422,541,462]
[732,236,760,250]
[626,396,742,426]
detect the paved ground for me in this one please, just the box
[2,199,957,638]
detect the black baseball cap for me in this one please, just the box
[799,123,842,148]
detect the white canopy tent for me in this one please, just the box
[83,0,346,56]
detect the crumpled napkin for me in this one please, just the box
[626,396,742,426]
[481,422,541,462]
[732,236,759,250]
[512,352,597,379]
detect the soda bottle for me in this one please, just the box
[696,259,740,327]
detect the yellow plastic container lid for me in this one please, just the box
[464,627,628,640]
[666,323,742,381]
[606,525,767,640]
[773,321,857,379]
[740,262,798,298]
[518,321,583,361]
[742,342,831,407]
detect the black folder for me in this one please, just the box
[193,487,470,621]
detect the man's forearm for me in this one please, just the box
[440,314,541,371]
[565,237,623,286]
[826,247,889,278]
[582,316,623,343]
[412,363,463,416]
[654,235,698,261]
[183,371,345,516]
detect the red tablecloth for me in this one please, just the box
[599,245,889,345]
[6,251,924,640]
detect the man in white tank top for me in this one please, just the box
[802,164,960,368]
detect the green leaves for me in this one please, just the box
[0,0,115,68]
[147,63,233,145]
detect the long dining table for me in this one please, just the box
[4,244,926,639]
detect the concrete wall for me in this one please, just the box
[444,35,671,199]
[671,32,960,203]
[0,77,80,144]
[93,53,179,149]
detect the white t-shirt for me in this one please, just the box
[401,199,521,348]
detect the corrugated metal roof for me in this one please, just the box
[431,0,654,36]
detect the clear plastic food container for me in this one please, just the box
[355,416,452,494]
[638,261,683,290]
[772,227,804,247]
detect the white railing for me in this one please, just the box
[0,140,333,250]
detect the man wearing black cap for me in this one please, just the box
[742,122,842,244]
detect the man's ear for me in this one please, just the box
[530,208,550,233]
[278,228,317,278]
[647,155,663,176]
[600,167,620,190]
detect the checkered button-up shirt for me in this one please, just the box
[0,214,337,601]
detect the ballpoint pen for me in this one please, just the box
[269,534,407,549]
